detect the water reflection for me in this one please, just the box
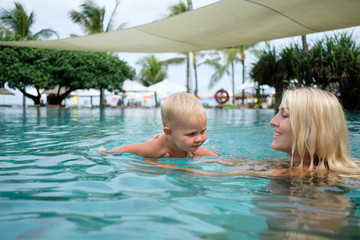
[252,178,359,239]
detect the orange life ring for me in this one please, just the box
[215,88,229,104]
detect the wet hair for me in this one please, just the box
[281,87,359,173]
[161,93,206,127]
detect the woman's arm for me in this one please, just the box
[143,158,285,177]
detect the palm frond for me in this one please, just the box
[33,28,59,39]
[105,0,120,32]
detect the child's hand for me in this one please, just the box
[161,153,171,158]
[97,147,108,153]
[186,152,194,157]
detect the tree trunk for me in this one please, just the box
[47,95,66,105]
[19,87,41,105]
[241,61,245,104]
[193,60,198,97]
[301,35,308,55]
[186,53,190,93]
[22,87,26,108]
[100,87,105,107]
[46,89,73,105]
[231,62,235,105]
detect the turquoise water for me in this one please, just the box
[1,107,360,239]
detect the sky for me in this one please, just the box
[1,0,360,105]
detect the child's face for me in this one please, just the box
[169,113,207,153]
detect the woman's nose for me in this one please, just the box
[270,115,278,127]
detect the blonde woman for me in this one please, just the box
[145,87,360,177]
[269,87,359,174]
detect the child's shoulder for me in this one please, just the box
[138,133,170,157]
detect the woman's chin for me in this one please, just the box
[270,142,277,150]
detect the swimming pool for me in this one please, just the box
[1,107,360,239]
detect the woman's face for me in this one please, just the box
[270,104,292,155]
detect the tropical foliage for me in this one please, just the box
[167,0,193,93]
[69,0,127,106]
[168,0,193,16]
[309,34,360,110]
[0,2,58,40]
[192,51,207,97]
[0,2,59,106]
[250,33,360,110]
[0,44,135,105]
[206,45,256,104]
[136,55,183,87]
[69,0,126,35]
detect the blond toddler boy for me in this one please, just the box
[98,93,218,158]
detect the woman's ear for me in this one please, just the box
[163,127,171,136]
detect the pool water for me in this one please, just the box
[1,107,360,239]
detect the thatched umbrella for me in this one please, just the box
[234,91,254,99]
[0,88,15,95]
[0,88,15,106]
[42,86,67,95]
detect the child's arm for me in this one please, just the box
[193,146,218,157]
[96,143,146,155]
[108,142,142,154]
[110,141,165,158]
[98,135,168,158]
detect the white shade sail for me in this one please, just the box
[0,0,359,53]
[148,79,187,95]
[121,80,150,92]
[76,89,101,97]
[237,82,271,90]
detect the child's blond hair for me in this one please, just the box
[161,93,205,127]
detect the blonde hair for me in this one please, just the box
[281,87,359,173]
[161,93,205,127]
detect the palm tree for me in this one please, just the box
[308,33,360,110]
[251,44,300,108]
[69,0,126,107]
[168,0,193,93]
[136,54,182,107]
[136,55,183,87]
[207,45,255,105]
[168,0,193,15]
[136,55,168,87]
[192,51,205,97]
[237,44,257,104]
[207,49,237,104]
[0,2,58,40]
[1,2,58,107]
[69,0,126,35]
[301,35,309,54]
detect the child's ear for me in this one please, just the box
[163,127,171,136]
